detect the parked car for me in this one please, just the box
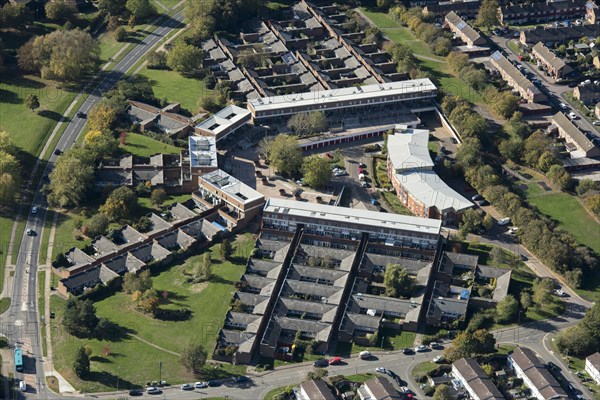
[54,149,62,155]
[547,362,559,371]
[26,229,34,236]
[180,384,194,391]
[235,376,250,383]
[508,227,518,235]
[429,342,442,349]
[376,367,387,373]
[568,112,578,120]
[18,381,26,392]
[450,137,458,144]
[313,359,329,367]
[593,120,600,126]
[476,200,489,207]
[361,181,369,188]
[497,217,511,226]
[31,206,38,214]
[402,348,414,355]
[433,355,445,363]
[207,380,221,387]
[559,102,568,109]
[146,387,161,395]
[128,389,143,396]
[556,289,567,297]
[329,357,342,365]
[359,162,367,168]
[415,345,428,352]
[359,351,372,359]
[471,194,483,202]
[194,382,208,388]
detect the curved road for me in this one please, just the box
[1,10,184,399]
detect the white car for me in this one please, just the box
[568,112,578,120]
[415,345,427,352]
[146,387,161,394]
[497,217,511,226]
[359,351,372,359]
[559,102,568,110]
[375,367,387,373]
[194,382,208,388]
[433,355,445,363]
[593,120,600,126]
[31,206,38,214]
[508,227,518,235]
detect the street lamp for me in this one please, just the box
[159,361,163,384]
[116,366,120,391]
[517,309,522,342]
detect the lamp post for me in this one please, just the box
[159,361,163,384]
[517,309,522,342]
[116,366,120,391]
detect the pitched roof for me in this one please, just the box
[299,380,336,400]
[509,347,568,399]
[532,42,569,72]
[490,51,540,96]
[453,358,504,400]
[521,24,600,45]
[587,352,600,370]
[552,112,596,153]
[445,11,482,45]
[362,377,403,400]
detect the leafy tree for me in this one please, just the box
[180,343,207,374]
[555,325,600,357]
[122,270,153,294]
[25,94,40,112]
[482,214,494,231]
[581,302,600,337]
[447,52,470,75]
[126,0,156,21]
[520,291,533,310]
[537,151,559,172]
[264,134,302,177]
[302,155,332,189]
[17,30,99,82]
[458,208,483,239]
[505,112,531,138]
[63,298,99,337]
[307,368,328,381]
[150,188,167,206]
[432,37,452,56]
[147,50,167,69]
[546,165,571,191]
[489,246,506,267]
[48,154,95,207]
[495,294,519,324]
[287,111,328,136]
[166,41,205,76]
[444,329,495,362]
[133,215,152,232]
[0,3,33,30]
[82,213,109,238]
[138,289,159,313]
[585,194,600,216]
[98,0,126,16]
[100,186,137,221]
[532,278,554,307]
[476,0,499,28]
[113,26,127,42]
[220,239,232,261]
[433,384,452,400]
[0,150,20,205]
[45,0,77,21]
[195,252,212,282]
[73,347,90,377]
[498,139,524,162]
[576,179,598,196]
[383,264,415,299]
[88,100,119,132]
[481,364,494,377]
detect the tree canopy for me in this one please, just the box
[180,343,208,374]
[262,134,303,177]
[0,132,21,206]
[47,153,95,207]
[444,329,495,361]
[383,264,415,299]
[126,0,156,21]
[100,186,137,221]
[166,41,205,76]
[287,111,328,136]
[302,155,332,189]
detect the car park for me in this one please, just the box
[194,381,208,388]
[180,384,194,391]
[329,357,342,365]
[146,387,161,395]
[313,359,329,367]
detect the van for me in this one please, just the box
[19,381,26,392]
[358,173,365,181]
[359,351,371,359]
[497,217,511,226]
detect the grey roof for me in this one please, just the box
[91,235,119,257]
[233,292,270,308]
[112,225,145,246]
[445,11,482,45]
[129,242,171,264]
[224,311,262,333]
[349,293,421,321]
[102,253,146,275]
[275,316,332,342]
[552,112,596,153]
[277,298,337,323]
[509,347,568,399]
[587,352,600,370]
[145,214,172,236]
[521,24,600,45]
[427,281,469,321]
[155,229,195,251]
[247,259,283,277]
[439,251,479,275]
[453,358,504,400]
[167,203,197,220]
[64,247,95,268]
[282,280,344,304]
[60,265,119,292]
[299,380,336,400]
[219,328,255,346]
[491,51,540,96]
[532,42,568,72]
[362,377,402,400]
[180,219,219,240]
[288,264,349,286]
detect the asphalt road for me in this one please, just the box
[490,34,599,136]
[1,11,184,400]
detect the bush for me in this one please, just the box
[113,26,127,42]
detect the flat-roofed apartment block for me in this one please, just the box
[490,51,545,103]
[194,105,252,142]
[357,377,402,400]
[194,169,265,230]
[507,347,569,399]
[188,135,218,179]
[423,0,481,22]
[386,125,472,224]
[297,380,337,400]
[452,358,504,400]
[585,352,600,385]
[499,0,587,25]
[445,11,487,47]
[550,112,600,157]
[531,42,572,80]
[248,79,438,121]
[519,24,600,46]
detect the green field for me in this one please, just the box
[51,235,253,392]
[136,68,212,114]
[524,183,600,254]
[51,212,91,260]
[119,132,182,157]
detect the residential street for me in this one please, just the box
[0,11,185,400]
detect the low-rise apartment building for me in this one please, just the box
[490,51,545,103]
[499,0,587,26]
[550,112,600,157]
[386,125,472,224]
[194,105,252,142]
[126,100,203,138]
[531,42,572,80]
[445,11,486,47]
[507,347,568,400]
[423,0,481,22]
[452,358,504,400]
[520,24,600,46]
[586,352,600,385]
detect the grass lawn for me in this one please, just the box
[0,214,15,291]
[346,373,376,383]
[381,191,414,216]
[38,210,55,265]
[119,132,182,157]
[524,189,600,255]
[135,68,212,113]
[51,235,253,392]
[0,297,10,314]
[264,386,292,400]
[51,212,91,260]
[412,361,437,380]
[335,330,416,356]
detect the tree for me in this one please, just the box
[147,50,167,69]
[73,347,90,377]
[265,134,303,177]
[433,384,452,400]
[25,94,40,112]
[166,41,205,76]
[444,329,495,361]
[83,213,109,238]
[150,188,167,206]
[495,294,519,324]
[98,0,126,16]
[489,246,506,267]
[123,270,153,294]
[520,291,533,310]
[0,149,20,205]
[476,0,499,28]
[195,252,212,281]
[537,151,559,172]
[447,52,470,75]
[220,239,232,261]
[138,289,159,314]
[383,264,415,299]
[48,154,95,207]
[532,278,554,307]
[546,165,571,191]
[586,194,600,217]
[180,343,207,374]
[113,26,127,42]
[302,155,332,189]
[0,3,33,30]
[45,0,77,21]
[287,111,328,136]
[100,186,137,221]
[126,0,156,21]
[63,298,99,337]
[307,368,328,381]
[458,208,483,239]
[88,100,119,132]
[17,29,99,82]
[555,325,600,357]
[133,215,152,232]
[581,302,600,338]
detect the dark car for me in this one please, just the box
[76,111,87,118]
[313,359,329,367]
[128,389,143,396]
[402,348,414,355]
[450,137,458,144]
[235,376,250,383]
[54,149,62,156]
[207,380,221,387]
[568,82,578,88]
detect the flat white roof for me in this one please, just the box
[199,169,264,205]
[188,135,218,168]
[394,170,473,212]
[388,126,434,171]
[195,105,251,136]
[263,198,442,235]
[248,78,437,113]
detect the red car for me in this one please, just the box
[328,357,341,365]
[358,167,364,174]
